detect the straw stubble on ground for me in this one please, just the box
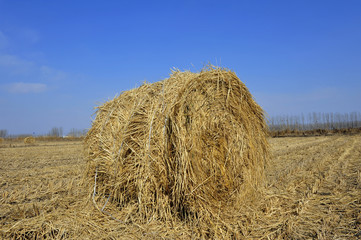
[0,135,360,239]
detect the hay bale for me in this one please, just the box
[84,66,269,222]
[0,137,3,144]
[24,136,35,144]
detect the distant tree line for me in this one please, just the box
[0,127,87,138]
[268,112,361,132]
[48,127,63,137]
[47,127,88,137]
[67,128,88,137]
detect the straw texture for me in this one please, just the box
[84,66,269,226]
[24,136,35,144]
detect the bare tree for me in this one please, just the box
[268,112,361,132]
[68,128,87,137]
[0,129,7,138]
[49,127,63,137]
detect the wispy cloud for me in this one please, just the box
[0,54,36,75]
[0,53,67,86]
[5,82,47,93]
[40,65,67,82]
[0,32,51,94]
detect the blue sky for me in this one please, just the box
[0,0,360,135]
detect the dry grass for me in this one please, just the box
[0,140,85,239]
[0,135,360,238]
[84,66,269,236]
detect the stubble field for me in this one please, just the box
[1,135,360,239]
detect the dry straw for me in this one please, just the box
[24,136,36,144]
[84,66,269,232]
[0,137,4,144]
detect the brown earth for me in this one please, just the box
[0,135,360,239]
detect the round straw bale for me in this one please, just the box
[0,137,4,144]
[24,136,36,144]
[84,66,269,221]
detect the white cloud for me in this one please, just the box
[0,53,68,94]
[0,54,37,77]
[0,30,67,93]
[0,54,67,83]
[6,82,47,93]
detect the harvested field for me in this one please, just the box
[1,135,360,239]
